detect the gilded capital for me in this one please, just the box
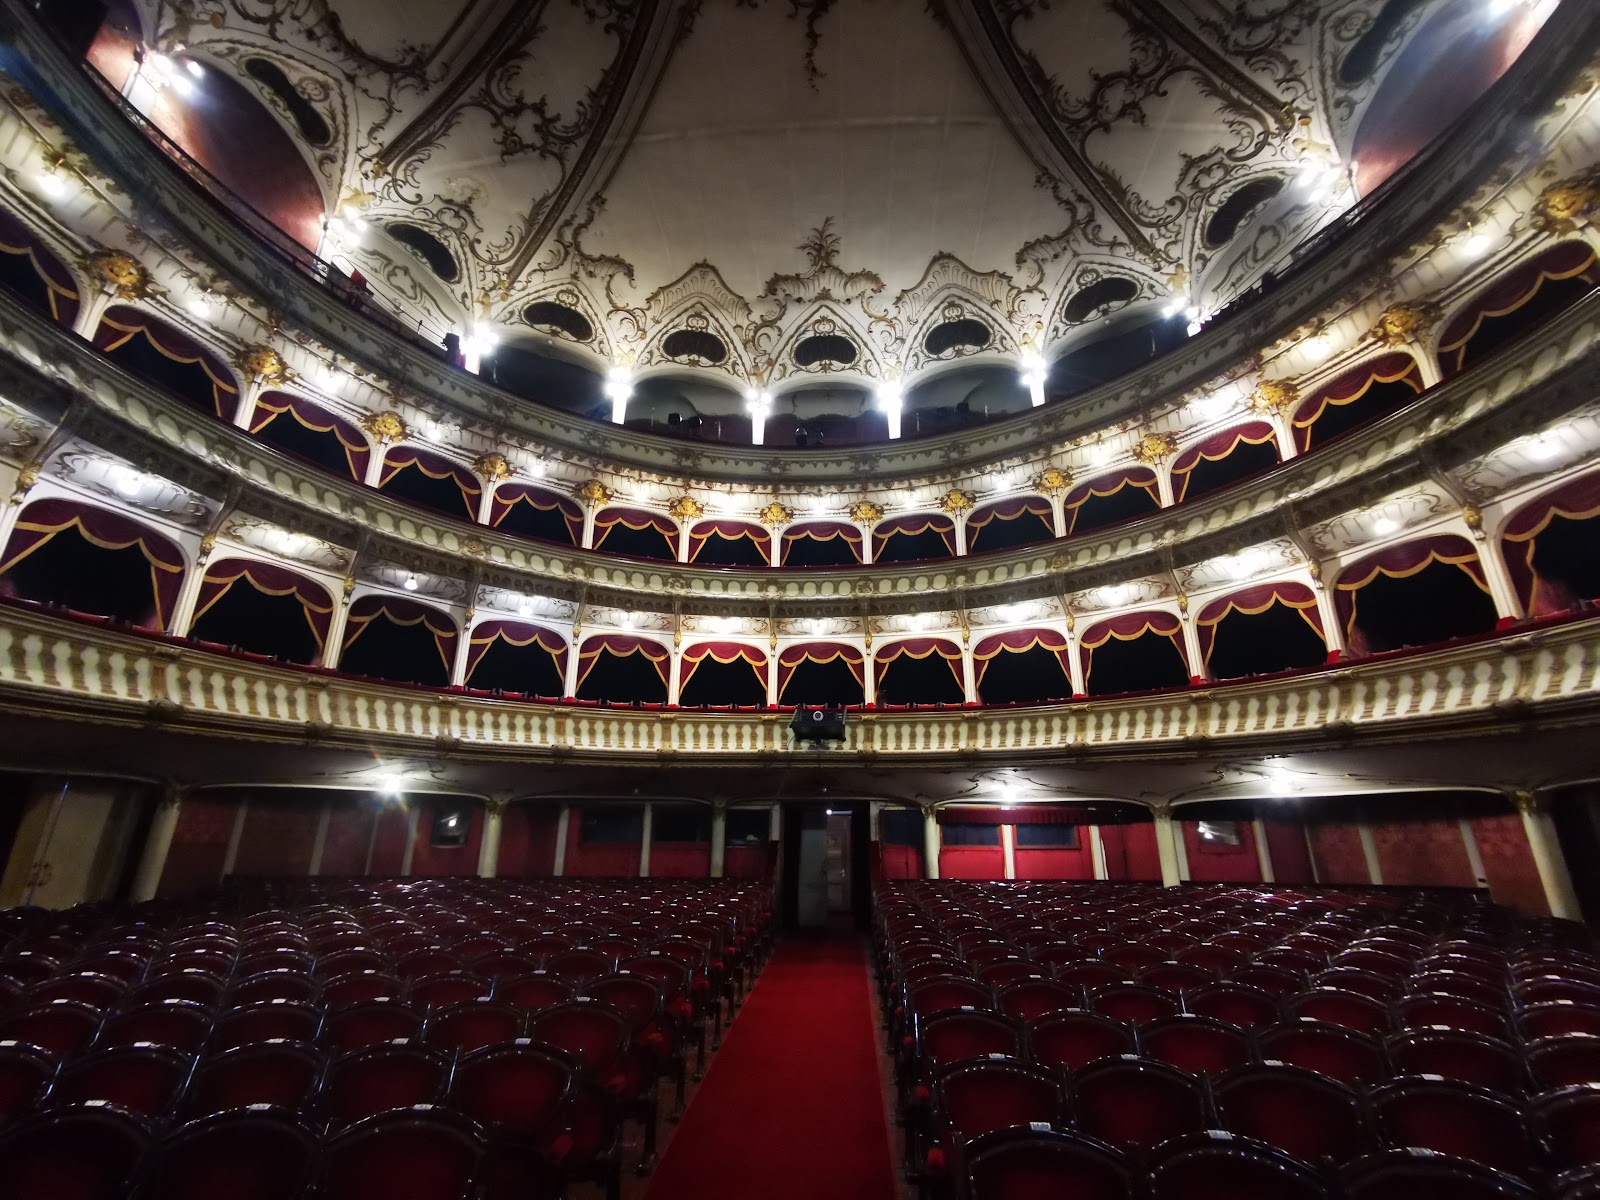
[359,410,409,444]
[574,479,614,507]
[1247,379,1300,416]
[1368,301,1441,347]
[1033,466,1073,496]
[87,249,153,301]
[848,499,884,525]
[237,346,290,384]
[1132,432,1179,466]
[1512,789,1547,816]
[937,489,976,515]
[473,452,514,483]
[1533,168,1600,236]
[667,494,705,522]
[758,501,795,526]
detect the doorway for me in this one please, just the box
[781,803,870,931]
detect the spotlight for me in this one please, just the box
[376,772,405,797]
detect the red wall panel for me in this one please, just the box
[939,845,1005,880]
[877,843,923,880]
[1103,823,1163,882]
[158,794,236,898]
[650,843,710,878]
[1372,817,1474,888]
[723,844,772,879]
[1013,830,1094,880]
[1181,821,1263,884]
[319,801,376,876]
[408,800,483,878]
[564,813,641,877]
[498,806,560,878]
[1471,812,1546,915]
[1309,824,1370,885]
[368,806,412,876]
[1263,819,1316,884]
[232,799,320,878]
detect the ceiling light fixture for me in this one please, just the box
[1373,515,1398,535]
[402,573,419,592]
[1528,433,1561,462]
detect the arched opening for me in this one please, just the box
[1081,613,1190,697]
[873,514,956,564]
[376,448,481,523]
[489,485,582,547]
[1502,474,1600,616]
[778,644,865,707]
[1064,469,1162,536]
[966,498,1056,554]
[1336,537,1498,654]
[249,393,370,481]
[489,346,606,420]
[688,521,770,568]
[1438,242,1600,378]
[1047,316,1187,401]
[903,367,1030,439]
[1171,423,1280,504]
[974,631,1074,705]
[94,306,238,420]
[0,498,184,629]
[187,559,332,665]
[337,595,456,688]
[464,622,566,697]
[1292,354,1424,453]
[781,522,863,567]
[0,207,80,328]
[874,640,965,706]
[1198,583,1329,680]
[593,508,678,562]
[575,636,670,704]
[679,643,768,707]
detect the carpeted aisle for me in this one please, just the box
[642,935,899,1200]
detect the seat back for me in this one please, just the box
[147,1110,316,1200]
[323,1043,449,1127]
[1258,1020,1388,1086]
[1214,1063,1368,1163]
[188,1041,322,1116]
[1070,1057,1206,1151]
[963,1126,1132,1200]
[324,1001,422,1054]
[1028,1011,1134,1072]
[934,1059,1063,1141]
[321,1107,483,1200]
[1370,1080,1536,1176]
[0,1106,149,1200]
[1147,1132,1328,1200]
[449,1042,574,1139]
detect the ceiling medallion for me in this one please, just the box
[574,479,614,507]
[86,250,153,301]
[1533,169,1600,236]
[758,501,795,526]
[237,346,290,384]
[937,489,977,515]
[358,411,409,444]
[848,500,884,524]
[667,494,705,522]
[1033,466,1072,496]
[1247,379,1300,416]
[1133,433,1179,465]
[1367,301,1442,347]
[473,452,514,483]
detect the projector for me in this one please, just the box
[790,705,848,745]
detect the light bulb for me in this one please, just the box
[403,574,418,592]
[1373,515,1398,535]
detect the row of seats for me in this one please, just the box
[876,881,1597,1199]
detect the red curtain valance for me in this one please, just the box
[251,391,371,480]
[777,641,865,693]
[1173,421,1277,475]
[688,520,771,562]
[0,206,79,327]
[1439,241,1600,363]
[0,497,186,629]
[971,627,1072,687]
[875,636,962,692]
[595,507,677,536]
[873,513,956,557]
[343,593,458,671]
[490,484,583,542]
[464,620,567,684]
[783,521,863,545]
[1195,581,1323,665]
[1064,468,1159,509]
[576,633,671,691]
[1501,471,1600,615]
[1079,610,1182,649]
[939,805,1082,826]
[1292,353,1422,433]
[1334,534,1488,638]
[193,558,333,648]
[95,305,238,419]
[680,640,767,694]
[967,496,1054,527]
[379,446,482,505]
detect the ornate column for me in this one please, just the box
[474,453,513,527]
[1463,506,1525,623]
[940,490,975,557]
[1135,433,1179,509]
[850,500,882,566]
[1089,825,1108,881]
[1036,467,1071,539]
[1063,615,1087,697]
[322,578,355,669]
[167,532,218,636]
[1247,379,1301,463]
[552,805,571,877]
[477,799,504,878]
[130,785,183,902]
[0,463,40,553]
[709,802,728,879]
[766,636,780,707]
[231,346,290,432]
[1176,596,1208,685]
[1251,818,1275,883]
[307,799,332,876]
[1357,815,1383,885]
[669,495,703,564]
[451,606,476,687]
[1305,560,1345,660]
[1001,823,1017,880]
[576,479,612,551]
[667,647,683,707]
[73,249,148,340]
[1514,790,1583,920]
[960,626,979,704]
[399,803,421,876]
[1368,301,1444,389]
[639,802,654,878]
[923,808,941,880]
[1152,804,1182,887]
[358,412,410,488]
[760,502,792,568]
[220,798,249,880]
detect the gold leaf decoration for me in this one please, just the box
[667,494,705,522]
[1367,301,1441,346]
[848,500,884,524]
[1247,379,1299,416]
[937,489,977,515]
[87,250,151,301]
[473,452,514,483]
[237,346,289,384]
[1033,466,1072,496]
[758,501,795,526]
[575,479,614,506]
[358,411,409,443]
[1533,169,1600,236]
[1132,433,1179,465]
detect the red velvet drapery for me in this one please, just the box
[781,521,864,564]
[1195,581,1323,664]
[679,640,767,692]
[342,594,458,672]
[1291,353,1423,451]
[489,484,583,543]
[872,513,957,558]
[463,620,568,684]
[968,496,1055,528]
[1502,471,1600,614]
[777,642,865,695]
[576,633,671,691]
[94,305,239,420]
[972,627,1073,687]
[1171,422,1278,503]
[1333,535,1488,640]
[1438,241,1600,375]
[378,447,482,520]
[251,391,371,480]
[192,557,333,648]
[0,206,79,327]
[873,637,963,690]
[688,520,771,564]
[1079,610,1185,683]
[1063,468,1160,533]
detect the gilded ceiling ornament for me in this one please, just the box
[1132,433,1179,465]
[667,494,705,522]
[937,489,977,515]
[237,346,290,384]
[574,479,614,507]
[759,501,795,526]
[358,411,409,444]
[87,250,152,301]
[1247,379,1300,416]
[198,532,217,560]
[1533,169,1600,235]
[848,500,884,524]
[1367,302,1441,346]
[1462,504,1485,538]
[473,452,514,483]
[1033,466,1073,496]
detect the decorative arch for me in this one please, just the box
[765,302,881,388]
[1063,468,1161,535]
[250,392,371,481]
[0,496,185,629]
[1196,582,1327,679]
[973,628,1074,705]
[377,446,482,522]
[519,281,612,361]
[0,206,80,328]
[966,496,1055,554]
[777,642,865,706]
[1501,472,1600,616]
[1291,353,1424,452]
[781,521,863,567]
[874,638,964,706]
[1079,611,1188,697]
[339,594,457,687]
[593,507,678,562]
[679,642,768,707]
[94,305,239,420]
[1334,535,1495,655]
[1438,241,1600,378]
[873,513,956,564]
[575,633,670,704]
[688,520,770,568]
[490,484,583,547]
[1171,421,1280,504]
[187,557,333,665]
[464,620,567,696]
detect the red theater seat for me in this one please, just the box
[1146,1132,1328,1200]
[320,1106,483,1200]
[963,1126,1133,1200]
[0,1105,148,1200]
[145,1110,316,1200]
[323,1043,450,1127]
[1070,1056,1207,1151]
[1214,1062,1369,1164]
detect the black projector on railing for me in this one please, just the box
[790,705,848,746]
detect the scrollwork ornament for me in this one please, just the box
[937,489,976,515]
[359,411,409,444]
[237,346,290,384]
[1248,379,1299,416]
[1034,466,1073,496]
[1532,169,1600,236]
[86,250,153,301]
[473,453,514,483]
[758,501,795,527]
[667,494,705,522]
[575,479,614,507]
[848,500,884,525]
[1368,302,1442,347]
[1133,433,1179,465]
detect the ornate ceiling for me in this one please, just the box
[137,1,1513,393]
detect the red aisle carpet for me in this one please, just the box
[643,934,899,1200]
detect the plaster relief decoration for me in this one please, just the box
[220,516,351,573]
[358,410,410,444]
[53,450,214,528]
[937,489,977,516]
[472,452,514,483]
[758,500,796,527]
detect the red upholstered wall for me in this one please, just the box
[1472,812,1546,915]
[408,800,483,878]
[939,845,1005,880]
[564,812,641,877]
[1263,819,1316,884]
[878,843,923,880]
[158,794,236,898]
[319,801,376,876]
[232,798,320,877]
[1181,821,1263,883]
[1101,823,1162,881]
[498,806,560,878]
[723,844,772,879]
[651,842,711,878]
[1308,823,1371,885]
[1013,831,1094,880]
[368,806,412,875]
[1372,817,1475,889]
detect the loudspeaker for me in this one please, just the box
[790,705,847,745]
[430,802,470,848]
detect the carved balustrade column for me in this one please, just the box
[760,502,792,568]
[1247,380,1301,463]
[669,495,704,564]
[474,453,513,527]
[1135,433,1179,509]
[1036,467,1072,539]
[850,500,882,566]
[1367,301,1445,388]
[358,411,410,488]
[939,490,975,557]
